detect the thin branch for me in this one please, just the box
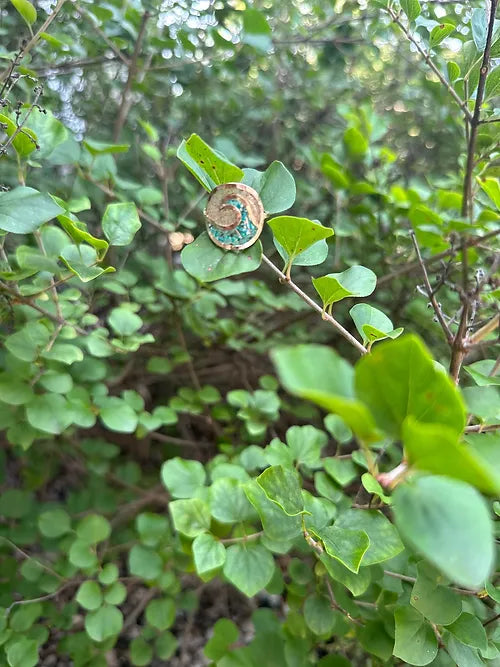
[383,570,480,596]
[113,11,150,141]
[469,313,499,345]
[464,423,500,433]
[0,86,42,155]
[483,612,500,627]
[385,6,473,122]
[410,231,454,345]
[261,254,367,355]
[0,537,65,582]
[325,577,364,626]
[1,0,68,81]
[78,6,130,66]
[377,229,500,286]
[220,531,263,545]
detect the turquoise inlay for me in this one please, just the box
[208,198,257,246]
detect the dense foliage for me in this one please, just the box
[0,0,499,665]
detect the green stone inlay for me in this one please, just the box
[208,198,257,246]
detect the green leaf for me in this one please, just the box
[85,605,123,642]
[77,514,111,543]
[349,303,403,346]
[410,565,462,625]
[356,620,394,661]
[130,638,153,667]
[155,632,178,661]
[343,127,368,158]
[355,335,466,438]
[312,266,376,309]
[361,472,392,504]
[223,542,274,596]
[274,238,329,267]
[58,214,108,257]
[286,425,327,467]
[319,552,371,596]
[42,343,83,365]
[403,418,500,495]
[444,633,484,667]
[0,187,63,233]
[393,476,495,588]
[256,465,305,516]
[447,61,460,81]
[0,113,37,157]
[5,322,50,362]
[10,0,36,25]
[464,359,500,386]
[38,508,71,538]
[485,66,500,100]
[267,216,333,268]
[463,385,500,421]
[169,498,211,537]
[102,202,141,246]
[9,602,42,631]
[429,23,455,48]
[471,8,488,51]
[242,8,272,51]
[161,457,206,498]
[244,480,302,542]
[26,394,72,434]
[193,533,226,575]
[69,539,98,569]
[108,307,142,336]
[334,509,404,565]
[477,177,500,209]
[136,512,168,547]
[145,597,175,631]
[446,612,487,651]
[323,457,358,487]
[103,583,127,606]
[83,138,130,155]
[0,375,33,406]
[99,397,138,433]
[181,231,262,282]
[401,0,421,21]
[6,638,38,667]
[242,161,295,213]
[24,108,67,159]
[271,344,380,443]
[304,594,336,636]
[204,618,239,660]
[60,244,114,282]
[98,563,118,585]
[393,606,438,666]
[177,134,244,191]
[76,580,103,611]
[209,478,256,523]
[315,525,370,573]
[128,544,162,580]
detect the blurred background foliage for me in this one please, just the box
[0,0,499,665]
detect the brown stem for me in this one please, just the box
[449,0,499,383]
[461,0,499,220]
[261,254,367,355]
